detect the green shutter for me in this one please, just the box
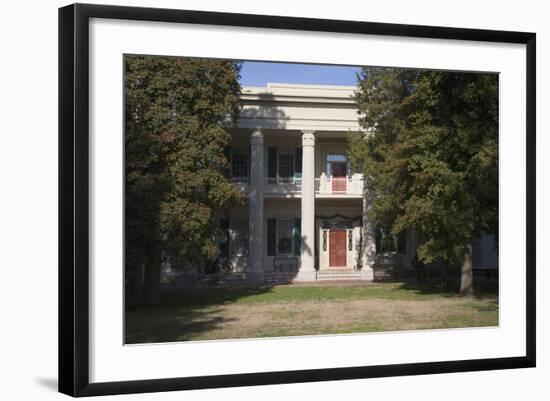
[293,218,301,256]
[267,218,277,256]
[268,147,277,183]
[219,219,230,257]
[294,148,302,182]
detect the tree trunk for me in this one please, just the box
[142,246,161,305]
[460,245,474,296]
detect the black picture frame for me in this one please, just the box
[59,3,536,397]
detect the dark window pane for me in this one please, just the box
[278,151,294,182]
[232,152,249,178]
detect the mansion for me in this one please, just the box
[199,83,497,282]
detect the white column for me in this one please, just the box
[297,130,317,281]
[361,178,375,280]
[248,129,264,280]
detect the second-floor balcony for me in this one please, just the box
[232,174,364,198]
[264,177,302,197]
[315,173,364,197]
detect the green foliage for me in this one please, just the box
[349,68,498,264]
[125,55,242,271]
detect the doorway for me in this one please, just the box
[331,162,347,192]
[329,230,347,267]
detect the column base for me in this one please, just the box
[293,270,318,282]
[359,268,374,281]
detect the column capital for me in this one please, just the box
[250,129,263,146]
[301,130,316,147]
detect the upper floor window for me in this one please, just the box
[278,149,294,183]
[326,154,348,177]
[231,149,249,180]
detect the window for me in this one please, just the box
[231,150,249,180]
[230,220,248,256]
[277,220,293,255]
[278,149,294,183]
[326,154,348,177]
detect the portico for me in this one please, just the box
[221,82,376,281]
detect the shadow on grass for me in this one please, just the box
[125,285,277,344]
[125,279,499,343]
[396,278,499,300]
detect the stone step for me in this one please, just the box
[318,272,361,276]
[317,275,362,280]
[318,269,359,275]
[317,276,360,279]
[317,273,359,276]
[317,269,362,281]
[177,270,370,285]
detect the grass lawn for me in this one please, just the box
[125,280,498,344]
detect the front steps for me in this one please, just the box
[317,269,362,281]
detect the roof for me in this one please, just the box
[237,82,362,132]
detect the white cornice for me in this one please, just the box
[238,83,363,132]
[240,83,358,105]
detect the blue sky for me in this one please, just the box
[239,61,362,87]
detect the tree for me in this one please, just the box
[349,68,498,295]
[125,56,242,304]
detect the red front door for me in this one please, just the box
[329,230,347,267]
[331,162,347,193]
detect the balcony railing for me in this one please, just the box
[232,175,364,196]
[264,177,302,196]
[315,174,364,196]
